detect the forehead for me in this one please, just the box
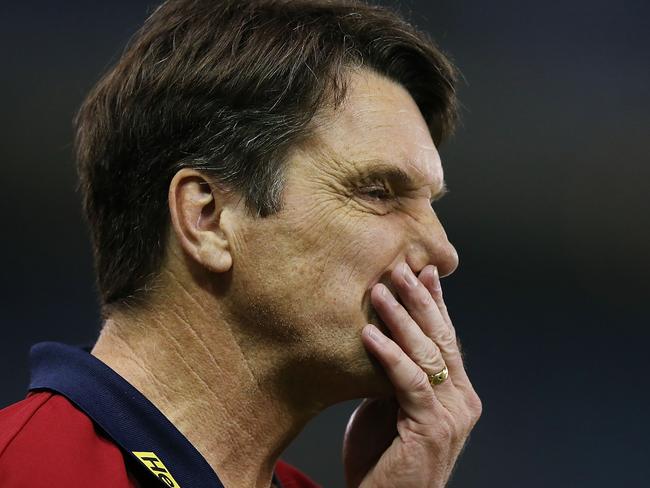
[308,68,444,191]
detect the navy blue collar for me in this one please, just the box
[28,342,283,488]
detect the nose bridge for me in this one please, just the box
[405,209,459,278]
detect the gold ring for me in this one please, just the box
[427,365,449,386]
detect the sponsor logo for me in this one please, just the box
[132,451,181,487]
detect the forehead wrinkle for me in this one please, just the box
[346,107,426,135]
[403,156,444,196]
[305,132,446,196]
[350,105,440,184]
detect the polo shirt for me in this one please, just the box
[0,342,320,488]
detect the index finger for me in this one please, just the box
[361,323,445,426]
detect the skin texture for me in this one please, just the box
[91,68,481,488]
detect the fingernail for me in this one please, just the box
[432,266,442,292]
[401,263,418,287]
[366,324,386,343]
[377,284,397,305]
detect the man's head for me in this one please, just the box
[75,0,459,398]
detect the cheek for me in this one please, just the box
[312,216,403,305]
[250,195,404,302]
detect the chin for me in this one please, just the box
[304,308,395,402]
[350,366,394,400]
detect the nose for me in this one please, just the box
[406,212,459,278]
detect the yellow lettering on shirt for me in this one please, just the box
[132,451,181,487]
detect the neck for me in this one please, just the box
[91,282,326,488]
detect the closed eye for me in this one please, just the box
[361,186,393,200]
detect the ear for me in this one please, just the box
[168,168,235,273]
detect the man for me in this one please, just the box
[0,0,481,486]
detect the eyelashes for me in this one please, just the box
[358,178,394,201]
[360,185,394,201]
[357,180,442,209]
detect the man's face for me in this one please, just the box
[225,68,458,400]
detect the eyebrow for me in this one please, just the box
[353,161,448,201]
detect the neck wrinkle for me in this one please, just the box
[91,289,321,488]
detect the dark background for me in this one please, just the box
[1,1,648,486]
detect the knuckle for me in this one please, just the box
[448,323,458,339]
[414,338,439,367]
[417,289,434,308]
[416,339,445,373]
[467,391,483,419]
[438,326,456,347]
[384,342,405,368]
[435,332,458,357]
[406,367,432,393]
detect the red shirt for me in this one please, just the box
[0,343,319,488]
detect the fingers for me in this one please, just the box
[361,324,445,424]
[370,284,449,385]
[418,265,466,366]
[362,262,483,471]
[391,263,471,387]
[417,265,457,346]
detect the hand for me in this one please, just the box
[343,263,482,488]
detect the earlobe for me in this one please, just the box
[168,169,234,274]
